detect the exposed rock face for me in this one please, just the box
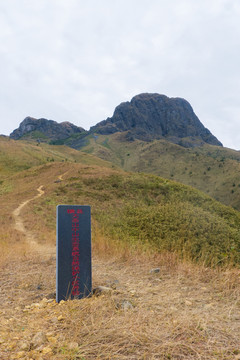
[10,93,222,148]
[10,117,84,141]
[91,93,222,146]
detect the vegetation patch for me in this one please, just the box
[47,171,240,267]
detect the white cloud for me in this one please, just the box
[0,0,240,149]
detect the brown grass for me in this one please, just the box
[0,162,239,359]
[0,244,239,359]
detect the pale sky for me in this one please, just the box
[1,0,240,150]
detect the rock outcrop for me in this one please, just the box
[91,93,222,147]
[10,117,84,141]
[10,93,223,148]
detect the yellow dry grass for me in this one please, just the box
[0,162,239,359]
[0,244,239,359]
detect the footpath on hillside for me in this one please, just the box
[0,184,240,359]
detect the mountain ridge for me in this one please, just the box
[10,116,85,141]
[90,93,222,147]
[9,93,222,148]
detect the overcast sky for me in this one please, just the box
[1,0,240,150]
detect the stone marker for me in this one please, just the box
[56,205,91,302]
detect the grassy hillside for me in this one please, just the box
[0,135,113,177]
[50,169,240,266]
[2,161,238,267]
[1,136,240,267]
[1,150,240,358]
[10,131,240,210]
[76,132,240,210]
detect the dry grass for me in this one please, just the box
[0,162,240,359]
[0,244,239,359]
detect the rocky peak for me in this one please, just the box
[10,117,85,141]
[91,93,222,147]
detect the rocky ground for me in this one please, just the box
[1,247,240,359]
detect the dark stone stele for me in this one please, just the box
[56,205,91,303]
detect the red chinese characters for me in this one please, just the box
[68,208,83,296]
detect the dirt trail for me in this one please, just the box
[12,169,69,254]
[57,170,69,181]
[13,185,44,239]
[12,186,54,258]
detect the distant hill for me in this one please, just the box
[10,116,85,141]
[10,93,222,148]
[91,93,222,147]
[10,93,240,210]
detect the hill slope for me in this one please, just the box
[8,93,240,212]
[0,135,113,177]
[1,159,239,267]
[0,152,240,358]
[76,133,240,210]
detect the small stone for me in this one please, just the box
[105,280,119,289]
[51,317,58,324]
[16,351,25,359]
[68,342,79,350]
[31,332,48,349]
[42,303,48,309]
[205,303,214,309]
[47,299,55,304]
[46,292,56,299]
[31,302,40,309]
[57,315,64,321]
[42,346,52,355]
[46,332,54,337]
[48,336,57,344]
[20,342,29,351]
[185,300,193,306]
[7,343,16,350]
[150,268,160,274]
[93,286,112,296]
[120,300,134,310]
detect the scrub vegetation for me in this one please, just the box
[0,137,239,359]
[78,133,240,210]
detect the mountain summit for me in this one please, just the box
[10,117,84,141]
[91,93,222,147]
[10,93,222,148]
